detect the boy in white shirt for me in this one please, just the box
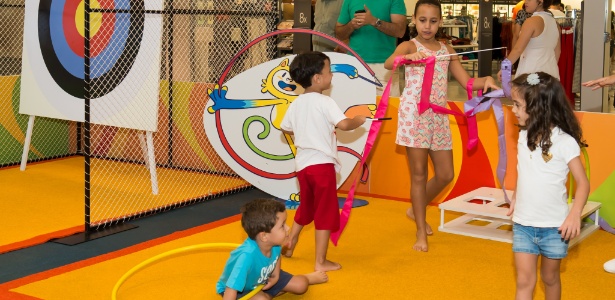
[280,51,366,272]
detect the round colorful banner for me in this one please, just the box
[204,52,377,201]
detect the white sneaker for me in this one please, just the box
[604,258,615,273]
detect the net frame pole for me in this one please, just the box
[84,0,91,234]
[166,0,175,166]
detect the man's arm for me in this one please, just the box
[336,21,357,41]
[373,14,407,38]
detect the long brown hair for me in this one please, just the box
[511,72,587,156]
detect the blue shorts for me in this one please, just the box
[512,223,569,259]
[221,270,293,299]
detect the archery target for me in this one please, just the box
[20,0,163,132]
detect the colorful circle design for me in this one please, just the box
[38,0,144,99]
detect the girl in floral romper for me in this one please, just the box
[384,0,499,252]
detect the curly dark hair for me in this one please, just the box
[240,198,286,240]
[409,0,446,40]
[511,72,587,156]
[289,51,329,88]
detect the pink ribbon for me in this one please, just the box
[331,56,513,245]
[331,55,437,245]
[329,60,397,245]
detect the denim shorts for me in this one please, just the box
[221,270,293,299]
[512,223,569,259]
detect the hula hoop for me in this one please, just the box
[111,243,264,300]
[568,147,590,203]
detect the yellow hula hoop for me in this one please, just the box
[568,147,590,203]
[111,243,264,300]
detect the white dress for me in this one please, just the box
[515,11,560,79]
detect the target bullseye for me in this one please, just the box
[39,0,143,98]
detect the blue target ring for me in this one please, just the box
[38,0,144,99]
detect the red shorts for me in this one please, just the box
[295,163,339,231]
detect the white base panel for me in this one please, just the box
[439,187,602,247]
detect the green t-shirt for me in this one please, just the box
[338,0,407,63]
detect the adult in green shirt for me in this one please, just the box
[336,0,407,96]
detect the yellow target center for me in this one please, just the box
[76,0,103,37]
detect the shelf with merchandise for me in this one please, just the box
[276,20,295,56]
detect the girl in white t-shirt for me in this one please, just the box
[508,72,589,299]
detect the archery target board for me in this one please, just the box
[204,52,377,200]
[20,0,163,132]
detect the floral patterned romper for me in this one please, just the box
[396,39,452,150]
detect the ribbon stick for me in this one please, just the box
[436,47,507,59]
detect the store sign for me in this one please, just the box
[478,0,493,77]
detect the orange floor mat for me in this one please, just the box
[0,157,248,253]
[1,197,614,299]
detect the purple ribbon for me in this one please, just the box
[588,214,615,234]
[463,59,512,202]
[464,89,507,197]
[501,59,513,97]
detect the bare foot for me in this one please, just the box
[283,236,298,258]
[315,260,342,272]
[406,207,433,235]
[305,271,328,284]
[412,230,429,252]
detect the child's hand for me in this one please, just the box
[355,115,367,125]
[506,197,515,216]
[483,76,500,93]
[262,276,279,291]
[559,214,581,240]
[497,70,502,82]
[404,52,428,61]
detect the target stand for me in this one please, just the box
[20,116,159,195]
[438,187,602,247]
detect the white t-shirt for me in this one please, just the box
[280,92,347,172]
[513,127,580,227]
